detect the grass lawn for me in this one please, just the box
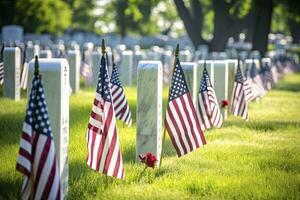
[0,74,300,200]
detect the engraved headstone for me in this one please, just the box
[28,59,69,199]
[3,47,21,100]
[136,61,162,163]
[67,50,81,93]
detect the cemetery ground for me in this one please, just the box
[0,74,300,200]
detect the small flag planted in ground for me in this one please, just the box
[165,57,206,157]
[86,47,125,179]
[250,61,265,99]
[231,60,249,120]
[16,57,61,199]
[0,62,3,85]
[197,64,223,130]
[110,60,132,126]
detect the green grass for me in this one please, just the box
[0,74,300,200]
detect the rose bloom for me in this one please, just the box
[139,152,157,168]
[221,99,228,108]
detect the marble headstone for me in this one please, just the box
[25,44,40,62]
[3,47,21,100]
[28,59,69,199]
[92,51,101,86]
[136,61,162,163]
[213,60,228,119]
[2,25,23,42]
[120,50,133,86]
[67,50,81,93]
[181,62,198,105]
[226,59,238,111]
[39,50,52,58]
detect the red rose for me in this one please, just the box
[139,152,157,168]
[221,99,228,108]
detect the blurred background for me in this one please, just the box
[0,0,299,55]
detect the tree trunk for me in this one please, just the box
[288,18,300,43]
[251,0,274,56]
[173,0,206,48]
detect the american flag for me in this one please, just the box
[197,65,223,130]
[110,62,132,126]
[80,51,92,83]
[20,62,29,89]
[16,72,61,199]
[231,61,249,120]
[249,61,265,99]
[242,61,255,103]
[165,58,206,157]
[86,53,125,179]
[0,62,3,85]
[261,61,274,91]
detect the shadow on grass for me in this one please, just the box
[0,113,23,145]
[0,177,21,199]
[274,83,300,92]
[225,119,300,132]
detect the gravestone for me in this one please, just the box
[120,50,133,85]
[244,59,260,76]
[92,51,101,86]
[181,62,198,105]
[136,61,162,163]
[67,50,81,93]
[2,25,23,42]
[226,59,238,112]
[3,47,21,100]
[39,50,52,58]
[179,50,192,62]
[198,60,214,86]
[28,58,69,199]
[133,50,145,85]
[213,60,228,119]
[26,44,40,62]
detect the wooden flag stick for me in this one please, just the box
[101,39,106,54]
[159,44,179,168]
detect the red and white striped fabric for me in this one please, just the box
[16,73,61,200]
[231,62,249,120]
[110,63,132,126]
[165,58,206,157]
[86,54,124,179]
[243,77,255,103]
[198,67,223,130]
[20,62,29,89]
[0,62,3,85]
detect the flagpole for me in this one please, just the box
[30,56,39,200]
[159,44,179,168]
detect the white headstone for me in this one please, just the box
[3,47,21,100]
[136,61,162,163]
[120,50,133,86]
[2,25,23,42]
[198,60,214,86]
[181,62,198,105]
[67,50,81,93]
[39,50,52,58]
[213,60,228,119]
[26,44,40,62]
[226,59,238,112]
[179,50,192,62]
[92,51,101,86]
[28,58,69,199]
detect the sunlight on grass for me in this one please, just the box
[0,74,300,199]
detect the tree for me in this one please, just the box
[174,0,255,51]
[0,0,72,35]
[64,0,97,32]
